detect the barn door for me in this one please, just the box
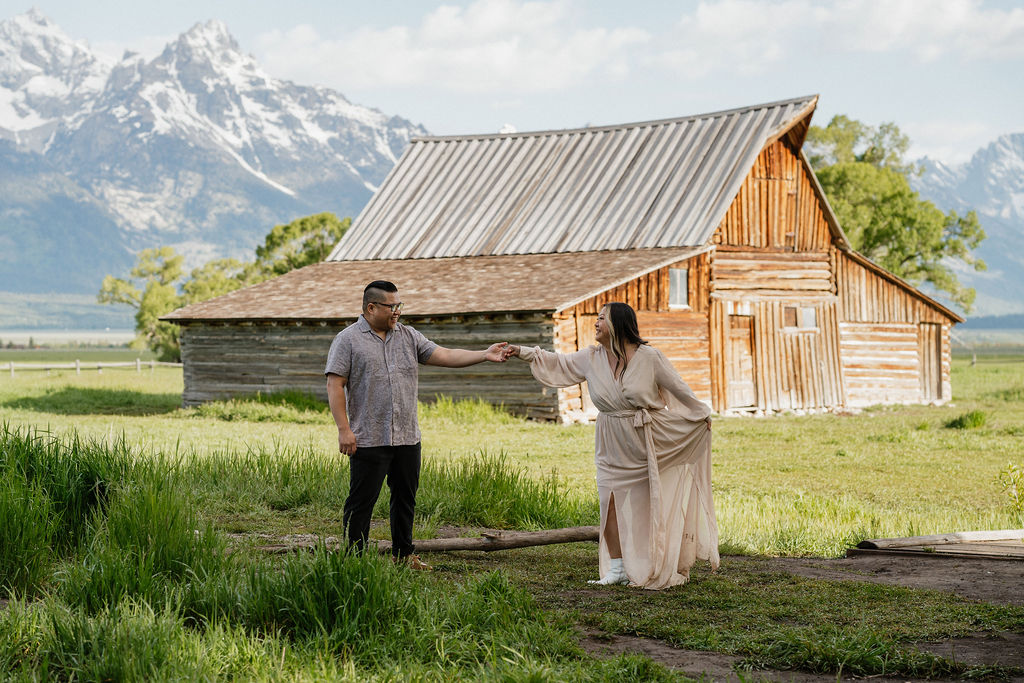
[576,314,598,415]
[919,323,942,401]
[726,315,757,408]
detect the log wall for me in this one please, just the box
[179,313,562,420]
[838,322,921,406]
[707,243,843,412]
[836,251,955,404]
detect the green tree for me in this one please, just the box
[251,212,350,279]
[181,257,256,304]
[97,247,184,361]
[807,116,985,311]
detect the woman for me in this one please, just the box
[508,302,719,590]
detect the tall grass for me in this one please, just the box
[417,452,596,529]
[187,549,574,670]
[0,475,55,594]
[58,466,226,611]
[0,426,610,679]
[0,424,127,595]
[0,423,123,549]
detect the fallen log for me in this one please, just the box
[376,526,599,553]
[243,526,599,554]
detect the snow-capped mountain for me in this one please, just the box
[913,133,1024,317]
[0,11,426,296]
[0,9,112,152]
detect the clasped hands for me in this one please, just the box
[484,342,521,363]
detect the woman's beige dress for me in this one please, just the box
[520,343,720,590]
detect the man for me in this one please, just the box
[325,280,510,569]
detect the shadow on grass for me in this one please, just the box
[2,387,181,416]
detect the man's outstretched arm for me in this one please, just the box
[425,342,510,368]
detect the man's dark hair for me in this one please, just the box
[363,280,398,310]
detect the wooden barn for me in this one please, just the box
[164,95,962,421]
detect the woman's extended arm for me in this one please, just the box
[508,344,590,388]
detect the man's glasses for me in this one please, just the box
[371,301,404,313]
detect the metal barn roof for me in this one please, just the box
[328,95,819,261]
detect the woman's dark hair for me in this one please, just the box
[602,302,647,378]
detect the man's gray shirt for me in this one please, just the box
[324,316,438,448]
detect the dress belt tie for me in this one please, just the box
[604,407,654,427]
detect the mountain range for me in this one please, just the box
[0,9,1020,327]
[0,9,425,301]
[912,134,1024,318]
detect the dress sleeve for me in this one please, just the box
[518,345,589,388]
[652,347,711,421]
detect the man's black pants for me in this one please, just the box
[343,443,421,558]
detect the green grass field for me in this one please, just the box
[1,354,1022,680]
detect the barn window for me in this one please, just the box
[669,268,689,308]
[784,306,818,329]
[784,306,798,327]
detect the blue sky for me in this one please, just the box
[4,0,1023,164]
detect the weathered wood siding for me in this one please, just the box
[179,322,335,405]
[705,137,846,413]
[707,246,842,411]
[557,253,712,406]
[836,251,950,324]
[709,298,844,412]
[712,139,832,251]
[838,322,920,406]
[836,251,954,405]
[179,313,561,420]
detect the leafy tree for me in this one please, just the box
[251,212,350,279]
[97,247,184,361]
[181,258,257,304]
[807,116,985,312]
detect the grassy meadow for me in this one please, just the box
[1,352,1022,680]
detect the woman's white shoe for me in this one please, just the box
[587,558,629,585]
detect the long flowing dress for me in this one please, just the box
[519,343,720,590]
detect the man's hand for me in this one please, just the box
[484,342,510,362]
[338,427,357,455]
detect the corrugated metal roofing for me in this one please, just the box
[328,95,818,261]
[164,247,708,322]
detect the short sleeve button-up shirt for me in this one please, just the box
[324,316,438,447]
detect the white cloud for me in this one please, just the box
[656,0,1024,77]
[254,0,649,93]
[904,119,1002,165]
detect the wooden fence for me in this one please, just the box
[5,359,183,377]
